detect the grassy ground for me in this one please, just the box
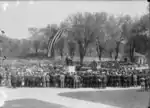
[59,89,149,108]
[1,56,99,66]
[3,99,66,108]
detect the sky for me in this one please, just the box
[0,1,148,39]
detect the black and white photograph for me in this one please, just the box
[0,0,150,108]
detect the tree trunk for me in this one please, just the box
[98,48,103,61]
[129,43,132,61]
[129,42,134,62]
[115,47,119,60]
[35,48,38,54]
[115,41,121,61]
[115,52,118,60]
[80,54,84,66]
[98,52,102,61]
[110,51,113,59]
[79,44,86,66]
[96,44,103,61]
[131,47,135,62]
[60,51,63,59]
[79,47,86,66]
[71,52,74,59]
[77,39,89,66]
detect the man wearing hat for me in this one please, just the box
[133,72,138,87]
[42,73,46,87]
[60,72,65,88]
[98,73,102,88]
[103,72,107,88]
[11,71,17,88]
[45,73,50,87]
[73,73,80,88]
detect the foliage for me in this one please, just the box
[0,11,149,63]
[65,12,97,65]
[125,14,149,62]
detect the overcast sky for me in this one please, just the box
[0,1,148,39]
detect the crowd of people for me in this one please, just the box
[0,58,149,90]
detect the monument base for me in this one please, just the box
[65,65,75,74]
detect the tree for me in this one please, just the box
[104,15,120,60]
[96,34,106,60]
[105,38,116,59]
[114,25,124,60]
[68,40,76,59]
[33,40,40,54]
[126,19,149,62]
[103,15,132,60]
[28,27,41,54]
[65,12,96,65]
[94,12,108,60]
[19,39,31,56]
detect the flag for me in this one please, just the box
[48,28,65,57]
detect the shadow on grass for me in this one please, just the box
[3,98,66,108]
[59,89,149,108]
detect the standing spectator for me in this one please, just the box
[42,74,46,87]
[103,73,107,88]
[0,73,2,86]
[133,73,137,87]
[73,73,80,88]
[60,73,65,88]
[46,73,50,87]
[11,73,17,88]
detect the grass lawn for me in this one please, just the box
[3,99,66,108]
[59,89,150,108]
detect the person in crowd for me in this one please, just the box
[42,73,46,87]
[133,73,137,87]
[21,74,24,87]
[145,76,149,91]
[45,73,50,87]
[60,73,65,88]
[0,73,2,86]
[73,73,80,88]
[97,73,102,88]
[0,60,148,90]
[140,77,145,91]
[103,72,107,88]
[11,72,17,88]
